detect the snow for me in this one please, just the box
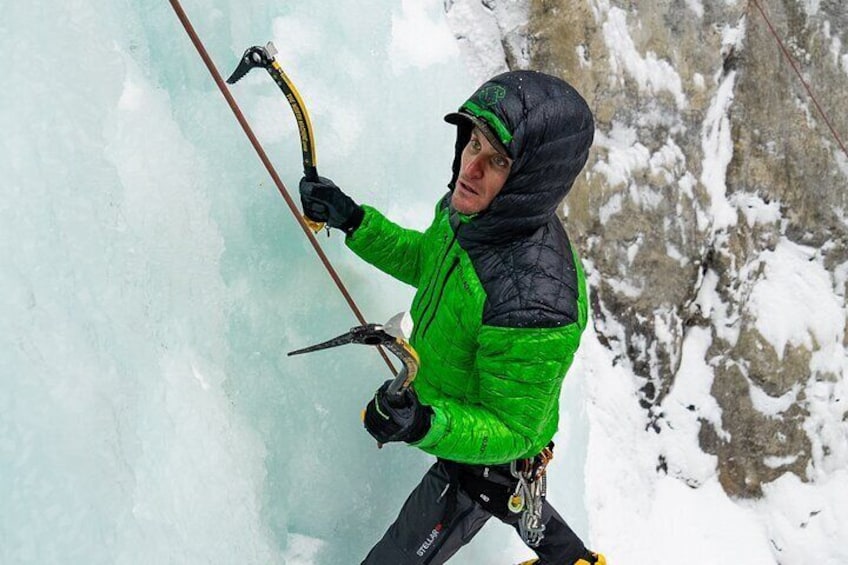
[749,382,801,417]
[733,192,782,228]
[648,137,687,185]
[821,21,843,69]
[763,454,800,468]
[835,144,848,179]
[685,0,705,18]
[697,19,752,233]
[583,258,848,564]
[576,327,771,564]
[601,8,688,109]
[801,0,822,17]
[664,326,727,448]
[598,192,623,224]
[577,44,591,68]
[444,0,531,82]
[579,4,848,563]
[606,276,645,299]
[747,239,845,360]
[700,69,739,232]
[591,123,686,221]
[592,121,651,188]
[804,376,848,477]
[760,471,848,564]
[721,19,747,57]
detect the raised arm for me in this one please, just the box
[345,205,430,288]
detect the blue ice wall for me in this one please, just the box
[0,1,586,563]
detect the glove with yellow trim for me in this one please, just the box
[363,380,432,444]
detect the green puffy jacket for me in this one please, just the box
[348,71,594,465]
[347,202,588,464]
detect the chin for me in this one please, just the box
[451,192,480,215]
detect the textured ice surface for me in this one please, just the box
[1,0,593,562]
[0,1,509,563]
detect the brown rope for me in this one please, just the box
[750,0,848,159]
[167,0,397,375]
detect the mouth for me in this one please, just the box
[457,180,479,196]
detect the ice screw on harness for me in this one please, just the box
[509,445,554,547]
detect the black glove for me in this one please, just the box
[364,380,432,444]
[299,175,364,234]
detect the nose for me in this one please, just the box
[464,154,484,179]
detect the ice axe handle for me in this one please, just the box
[384,368,410,405]
[304,166,319,182]
[376,366,411,450]
[302,165,326,233]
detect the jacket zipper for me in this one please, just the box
[416,258,459,341]
[412,233,457,343]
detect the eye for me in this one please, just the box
[469,137,482,151]
[493,155,510,169]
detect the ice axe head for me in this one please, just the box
[226,43,277,84]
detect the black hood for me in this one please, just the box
[445,70,594,246]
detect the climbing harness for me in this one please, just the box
[437,444,555,547]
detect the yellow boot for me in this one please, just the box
[577,552,606,565]
[516,551,606,565]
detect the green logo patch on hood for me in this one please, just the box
[475,85,506,107]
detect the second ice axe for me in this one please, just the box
[288,313,420,404]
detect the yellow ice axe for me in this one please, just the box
[227,42,324,233]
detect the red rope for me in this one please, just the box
[167,0,397,375]
[750,0,848,159]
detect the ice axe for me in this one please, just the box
[287,313,420,404]
[227,42,324,233]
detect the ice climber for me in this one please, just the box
[300,70,606,565]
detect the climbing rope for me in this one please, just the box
[750,0,848,160]
[167,0,396,375]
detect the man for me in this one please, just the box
[300,70,604,565]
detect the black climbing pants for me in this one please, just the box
[362,459,587,565]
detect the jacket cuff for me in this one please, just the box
[344,205,377,244]
[340,205,365,234]
[410,406,447,449]
[404,405,434,444]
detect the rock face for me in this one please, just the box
[470,1,848,498]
